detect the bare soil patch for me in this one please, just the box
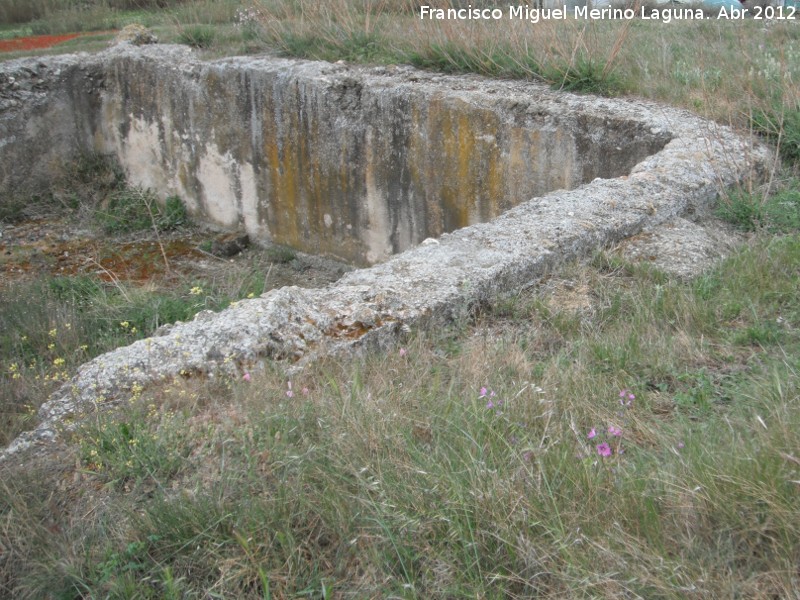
[0,216,351,291]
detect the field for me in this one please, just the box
[1,1,800,598]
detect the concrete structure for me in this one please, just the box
[3,44,669,265]
[0,45,769,458]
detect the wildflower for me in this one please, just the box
[243,372,251,382]
[596,443,612,457]
[189,286,203,296]
[608,425,623,437]
[619,389,635,406]
[486,399,494,409]
[49,328,57,338]
[53,357,65,367]
[247,292,255,299]
[119,321,129,329]
[47,343,55,351]
[302,387,309,395]
[587,428,597,439]
[479,387,488,397]
[399,347,407,357]
[286,381,294,398]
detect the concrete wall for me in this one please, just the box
[1,46,771,459]
[1,46,669,265]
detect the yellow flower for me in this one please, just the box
[47,343,55,351]
[120,321,130,329]
[189,286,203,295]
[48,328,57,338]
[53,357,65,367]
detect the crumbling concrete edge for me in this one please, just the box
[1,52,770,460]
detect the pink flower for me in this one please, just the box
[286,381,294,398]
[399,348,407,357]
[486,400,494,409]
[587,428,597,439]
[479,387,488,397]
[596,443,612,457]
[243,372,251,382]
[302,387,309,396]
[608,425,622,437]
[619,389,635,406]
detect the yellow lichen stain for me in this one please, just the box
[263,100,300,250]
[456,112,473,229]
[437,106,461,234]
[485,136,503,220]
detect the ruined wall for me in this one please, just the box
[0,55,103,199]
[1,46,670,265]
[1,46,771,460]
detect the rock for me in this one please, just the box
[112,25,158,46]
[210,234,249,258]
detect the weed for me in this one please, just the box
[94,188,187,234]
[75,402,190,488]
[264,244,296,264]
[178,24,216,49]
[543,57,626,96]
[717,180,800,233]
[752,100,800,166]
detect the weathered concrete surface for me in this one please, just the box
[1,44,670,265]
[0,53,103,198]
[0,45,770,459]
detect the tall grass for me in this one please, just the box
[0,0,192,25]
[2,232,800,597]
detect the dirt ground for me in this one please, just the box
[0,216,352,291]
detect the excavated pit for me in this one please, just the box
[0,44,769,458]
[2,45,672,266]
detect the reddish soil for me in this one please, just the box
[0,33,85,53]
[0,217,350,291]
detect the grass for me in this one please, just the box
[2,0,798,136]
[717,178,800,233]
[2,1,800,598]
[2,232,800,597]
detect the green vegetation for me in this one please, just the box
[95,190,187,234]
[3,233,800,597]
[177,24,216,49]
[0,268,301,447]
[752,100,800,166]
[2,1,800,598]
[717,179,800,233]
